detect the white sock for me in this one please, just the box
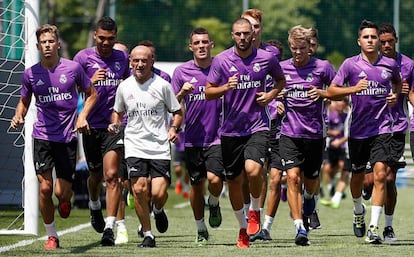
[243,203,250,219]
[116,219,126,230]
[294,219,304,231]
[195,218,207,231]
[153,206,163,214]
[44,221,58,238]
[369,205,383,227]
[143,230,155,239]
[105,216,116,230]
[208,194,220,207]
[331,192,343,204]
[234,208,247,229]
[89,200,101,210]
[384,214,393,228]
[352,197,364,214]
[263,215,274,231]
[250,195,260,211]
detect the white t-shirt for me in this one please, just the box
[114,74,181,160]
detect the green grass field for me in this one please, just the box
[1,185,414,257]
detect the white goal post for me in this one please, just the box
[0,0,40,235]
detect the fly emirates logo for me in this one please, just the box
[38,86,72,103]
[236,74,261,89]
[127,102,158,118]
[355,80,388,96]
[96,71,123,87]
[188,85,206,102]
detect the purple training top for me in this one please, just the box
[332,54,401,139]
[280,57,335,139]
[21,58,91,143]
[73,47,130,128]
[207,47,284,137]
[172,60,221,147]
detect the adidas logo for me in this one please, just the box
[358,71,367,78]
[92,63,100,69]
[285,75,292,81]
[36,79,45,86]
[229,66,238,72]
[190,77,198,84]
[116,139,124,145]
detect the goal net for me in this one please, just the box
[0,0,39,235]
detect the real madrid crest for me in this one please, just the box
[381,69,388,79]
[253,63,261,72]
[115,62,121,71]
[59,74,67,84]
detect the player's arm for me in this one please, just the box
[11,96,31,128]
[205,73,238,100]
[256,74,286,106]
[75,84,98,134]
[176,82,194,102]
[108,110,124,134]
[168,109,183,143]
[327,78,367,101]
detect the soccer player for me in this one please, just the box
[205,17,285,248]
[279,25,335,246]
[172,27,225,245]
[11,24,97,250]
[327,19,401,244]
[73,16,131,246]
[240,9,282,221]
[110,45,183,248]
[378,22,414,241]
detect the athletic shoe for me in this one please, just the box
[295,228,309,246]
[154,209,169,233]
[383,226,397,242]
[90,209,105,233]
[182,191,189,199]
[127,192,135,209]
[208,200,222,228]
[353,204,366,238]
[137,224,144,238]
[249,228,272,242]
[280,186,287,202]
[101,228,115,246]
[139,236,156,248]
[365,225,382,244]
[309,210,321,230]
[236,228,249,248]
[320,199,340,209]
[302,196,315,216]
[195,230,209,246]
[44,236,59,250]
[247,210,261,236]
[362,186,372,201]
[58,201,71,219]
[115,227,128,245]
[175,180,182,195]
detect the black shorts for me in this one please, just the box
[126,157,171,185]
[348,134,391,174]
[173,150,186,167]
[120,158,128,180]
[185,145,225,185]
[82,128,124,172]
[327,147,346,168]
[389,132,406,169]
[268,136,284,171]
[279,135,323,179]
[33,138,77,182]
[221,131,268,180]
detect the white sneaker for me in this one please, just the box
[115,227,128,245]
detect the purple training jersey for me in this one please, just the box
[280,57,335,139]
[207,47,284,137]
[21,58,91,143]
[332,54,401,139]
[73,47,130,128]
[172,60,221,147]
[392,53,414,133]
[154,67,172,83]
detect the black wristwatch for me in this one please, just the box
[170,125,182,132]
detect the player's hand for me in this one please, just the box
[180,82,195,96]
[256,92,273,106]
[401,79,409,95]
[353,77,368,93]
[107,123,120,135]
[10,115,24,129]
[386,92,397,107]
[308,85,320,101]
[74,118,91,135]
[226,73,238,91]
[91,68,106,85]
[168,128,178,143]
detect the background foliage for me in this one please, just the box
[41,0,413,68]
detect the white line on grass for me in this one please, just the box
[0,222,90,253]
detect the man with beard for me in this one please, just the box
[205,17,285,248]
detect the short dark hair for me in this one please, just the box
[379,23,397,38]
[358,19,378,36]
[96,16,117,32]
[36,24,59,42]
[266,39,284,60]
[189,27,210,43]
